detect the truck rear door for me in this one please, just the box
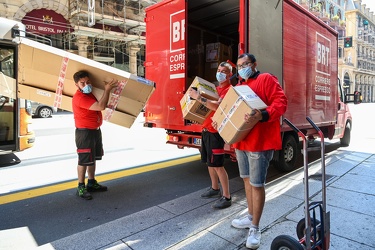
[144,0,187,130]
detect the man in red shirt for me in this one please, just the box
[72,70,118,200]
[230,53,287,249]
[189,62,233,209]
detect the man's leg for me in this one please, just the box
[250,185,265,227]
[87,164,96,180]
[77,165,87,184]
[215,167,230,198]
[208,167,219,190]
[76,164,92,200]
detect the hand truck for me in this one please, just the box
[270,117,330,250]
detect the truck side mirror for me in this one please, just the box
[354,91,362,104]
[11,27,20,38]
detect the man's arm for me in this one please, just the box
[89,79,118,111]
[189,88,220,111]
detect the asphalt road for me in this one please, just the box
[0,105,358,246]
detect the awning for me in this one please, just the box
[22,9,72,35]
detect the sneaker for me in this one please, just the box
[87,180,108,192]
[76,186,92,200]
[212,196,232,209]
[232,214,252,229]
[246,227,261,249]
[200,187,221,198]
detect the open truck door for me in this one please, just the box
[144,0,189,130]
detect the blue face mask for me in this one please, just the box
[82,84,93,94]
[238,66,253,80]
[216,72,227,83]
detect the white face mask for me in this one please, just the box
[81,84,93,94]
[216,72,227,83]
[238,66,253,80]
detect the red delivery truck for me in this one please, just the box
[143,0,361,172]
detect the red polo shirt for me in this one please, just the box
[72,90,103,129]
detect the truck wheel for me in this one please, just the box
[340,122,351,147]
[274,133,298,172]
[270,235,304,250]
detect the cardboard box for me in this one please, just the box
[180,76,218,124]
[189,76,219,100]
[205,42,232,62]
[212,85,268,144]
[16,38,155,128]
[180,95,212,124]
[18,85,137,128]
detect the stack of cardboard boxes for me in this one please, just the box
[204,42,232,82]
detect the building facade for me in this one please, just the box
[0,0,159,76]
[342,0,375,102]
[298,0,375,102]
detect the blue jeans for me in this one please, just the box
[235,149,274,187]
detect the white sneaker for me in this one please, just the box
[246,227,261,249]
[231,214,252,229]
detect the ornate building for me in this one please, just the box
[298,0,375,102]
[342,0,375,102]
[0,0,159,76]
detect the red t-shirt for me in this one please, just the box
[233,73,287,151]
[202,83,231,133]
[72,90,103,129]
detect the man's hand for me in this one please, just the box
[188,88,199,100]
[244,109,262,123]
[104,79,118,91]
[211,119,218,130]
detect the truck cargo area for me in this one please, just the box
[186,0,239,83]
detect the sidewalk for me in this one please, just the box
[30,147,374,250]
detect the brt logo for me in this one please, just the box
[170,10,185,52]
[316,33,331,76]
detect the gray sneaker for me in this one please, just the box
[200,187,221,198]
[212,196,232,209]
[232,214,252,229]
[246,227,261,249]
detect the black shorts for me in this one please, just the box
[201,130,225,167]
[75,128,103,166]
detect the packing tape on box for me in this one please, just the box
[217,96,252,133]
[104,80,127,121]
[54,56,69,108]
[197,83,216,95]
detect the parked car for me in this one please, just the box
[30,101,57,118]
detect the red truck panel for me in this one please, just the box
[145,0,202,133]
[283,0,338,132]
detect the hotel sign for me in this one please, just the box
[22,9,72,35]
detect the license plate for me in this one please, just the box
[193,138,201,145]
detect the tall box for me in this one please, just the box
[212,85,267,144]
[16,38,155,128]
[180,76,219,124]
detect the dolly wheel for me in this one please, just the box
[296,218,321,243]
[270,235,304,250]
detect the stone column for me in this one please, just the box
[128,45,140,75]
[76,36,90,58]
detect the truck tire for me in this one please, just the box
[274,133,298,172]
[340,122,351,147]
